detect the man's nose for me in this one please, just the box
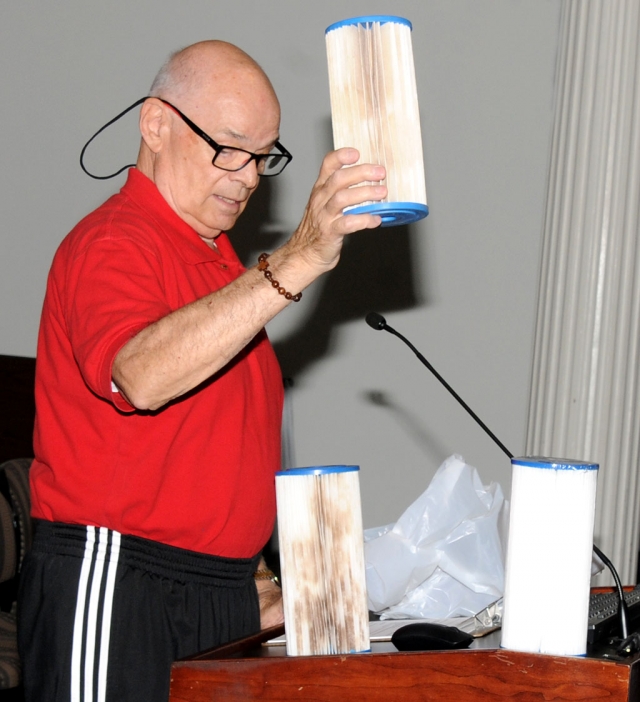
[231,158,259,188]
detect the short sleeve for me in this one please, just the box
[60,229,172,408]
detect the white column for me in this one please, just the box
[526,0,640,585]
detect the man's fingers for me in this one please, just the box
[315,147,361,186]
[301,179,387,242]
[315,148,386,190]
[330,183,387,214]
[337,212,383,235]
[329,163,387,193]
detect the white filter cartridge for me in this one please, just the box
[325,15,428,226]
[501,456,598,656]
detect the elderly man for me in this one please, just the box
[18,40,385,702]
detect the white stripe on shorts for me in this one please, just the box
[70,526,122,702]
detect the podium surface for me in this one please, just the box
[169,626,640,702]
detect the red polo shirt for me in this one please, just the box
[31,168,283,558]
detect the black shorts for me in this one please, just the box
[18,520,261,702]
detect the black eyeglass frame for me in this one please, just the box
[79,95,292,181]
[157,98,292,177]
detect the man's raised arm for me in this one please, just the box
[112,148,386,411]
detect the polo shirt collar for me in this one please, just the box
[120,168,245,273]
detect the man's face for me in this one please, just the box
[153,75,281,244]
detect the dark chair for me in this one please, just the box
[0,458,33,691]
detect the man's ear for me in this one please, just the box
[139,99,167,154]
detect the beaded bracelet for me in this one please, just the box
[254,568,280,584]
[257,253,302,302]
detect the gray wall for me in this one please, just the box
[1,1,561,529]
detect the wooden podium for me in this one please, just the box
[169,625,640,702]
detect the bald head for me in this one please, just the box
[149,40,278,108]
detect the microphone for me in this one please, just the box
[365,312,387,331]
[365,312,513,460]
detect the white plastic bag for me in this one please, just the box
[364,454,508,619]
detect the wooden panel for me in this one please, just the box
[170,644,637,702]
[0,355,35,463]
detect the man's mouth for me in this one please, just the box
[216,195,239,205]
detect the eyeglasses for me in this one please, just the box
[158,98,292,177]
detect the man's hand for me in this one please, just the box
[286,148,387,274]
[256,578,284,629]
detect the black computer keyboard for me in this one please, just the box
[588,586,640,644]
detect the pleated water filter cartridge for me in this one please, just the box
[501,457,599,656]
[325,15,428,226]
[275,466,370,656]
